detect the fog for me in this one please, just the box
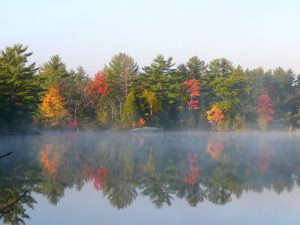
[0,131,300,224]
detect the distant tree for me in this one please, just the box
[142,90,162,117]
[120,92,138,128]
[104,53,138,121]
[58,66,90,122]
[210,66,250,129]
[207,105,224,129]
[84,71,109,123]
[269,67,297,128]
[256,93,275,130]
[177,56,206,80]
[140,55,183,128]
[207,58,233,77]
[38,55,69,88]
[184,78,200,110]
[0,44,41,132]
[39,86,69,126]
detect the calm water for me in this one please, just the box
[0,131,300,225]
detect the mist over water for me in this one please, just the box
[0,131,300,225]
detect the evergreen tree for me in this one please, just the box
[0,44,41,132]
[38,55,69,88]
[103,53,138,122]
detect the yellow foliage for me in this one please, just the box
[207,105,224,123]
[40,86,68,124]
[143,90,162,115]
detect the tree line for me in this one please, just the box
[0,44,299,133]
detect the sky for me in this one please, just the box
[1,0,300,75]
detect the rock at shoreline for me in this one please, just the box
[130,127,163,133]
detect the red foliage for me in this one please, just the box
[184,79,200,110]
[256,93,275,122]
[84,72,109,103]
[93,72,109,96]
[184,167,199,185]
[184,153,200,185]
[184,79,200,97]
[207,139,224,159]
[187,100,199,110]
[139,118,145,127]
[92,167,108,191]
[69,120,79,127]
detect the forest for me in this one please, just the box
[0,44,299,133]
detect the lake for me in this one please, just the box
[0,131,300,225]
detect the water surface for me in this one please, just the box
[0,132,299,225]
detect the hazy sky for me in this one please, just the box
[1,0,300,75]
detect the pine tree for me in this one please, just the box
[0,44,41,132]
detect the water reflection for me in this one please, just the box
[0,132,300,224]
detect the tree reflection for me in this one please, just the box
[1,132,300,224]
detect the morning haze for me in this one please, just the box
[0,1,300,225]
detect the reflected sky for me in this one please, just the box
[0,132,300,225]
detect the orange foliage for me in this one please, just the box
[207,105,224,123]
[40,86,68,124]
[184,79,200,110]
[39,144,60,175]
[184,79,200,97]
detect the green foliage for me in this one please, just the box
[0,44,299,131]
[38,55,69,88]
[0,44,41,132]
[120,92,138,128]
[102,53,138,123]
[211,66,249,115]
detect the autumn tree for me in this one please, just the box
[207,105,224,129]
[256,93,275,130]
[84,71,109,123]
[39,86,69,126]
[142,90,162,117]
[184,78,200,110]
[120,92,138,128]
